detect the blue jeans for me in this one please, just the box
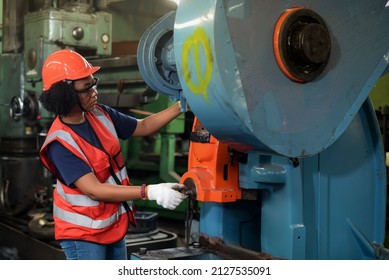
[59,238,127,260]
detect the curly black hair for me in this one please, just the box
[39,81,78,116]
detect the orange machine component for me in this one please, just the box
[180,117,241,202]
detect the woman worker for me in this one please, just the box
[38,49,186,260]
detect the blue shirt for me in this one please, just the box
[47,104,137,186]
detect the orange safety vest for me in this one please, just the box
[39,105,136,244]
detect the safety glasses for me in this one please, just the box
[74,77,99,94]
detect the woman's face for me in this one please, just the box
[73,75,98,111]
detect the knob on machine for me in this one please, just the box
[273,8,331,83]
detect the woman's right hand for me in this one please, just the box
[147,183,187,210]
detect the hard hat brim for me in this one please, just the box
[75,66,101,80]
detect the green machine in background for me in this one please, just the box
[3,0,113,137]
[22,0,112,125]
[24,1,112,89]
[0,1,50,221]
[126,97,187,184]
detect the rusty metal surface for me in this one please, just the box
[131,234,284,260]
[199,234,284,260]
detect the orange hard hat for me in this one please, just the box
[42,49,100,90]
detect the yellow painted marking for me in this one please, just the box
[182,27,213,101]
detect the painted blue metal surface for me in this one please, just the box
[300,100,386,259]
[199,99,386,259]
[173,0,389,157]
[136,0,388,260]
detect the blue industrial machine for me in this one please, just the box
[134,0,389,259]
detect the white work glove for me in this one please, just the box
[147,183,186,210]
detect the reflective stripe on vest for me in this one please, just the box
[45,127,128,183]
[55,180,134,209]
[116,167,128,183]
[45,130,89,163]
[92,107,118,138]
[55,181,99,206]
[53,203,127,229]
[106,176,117,185]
